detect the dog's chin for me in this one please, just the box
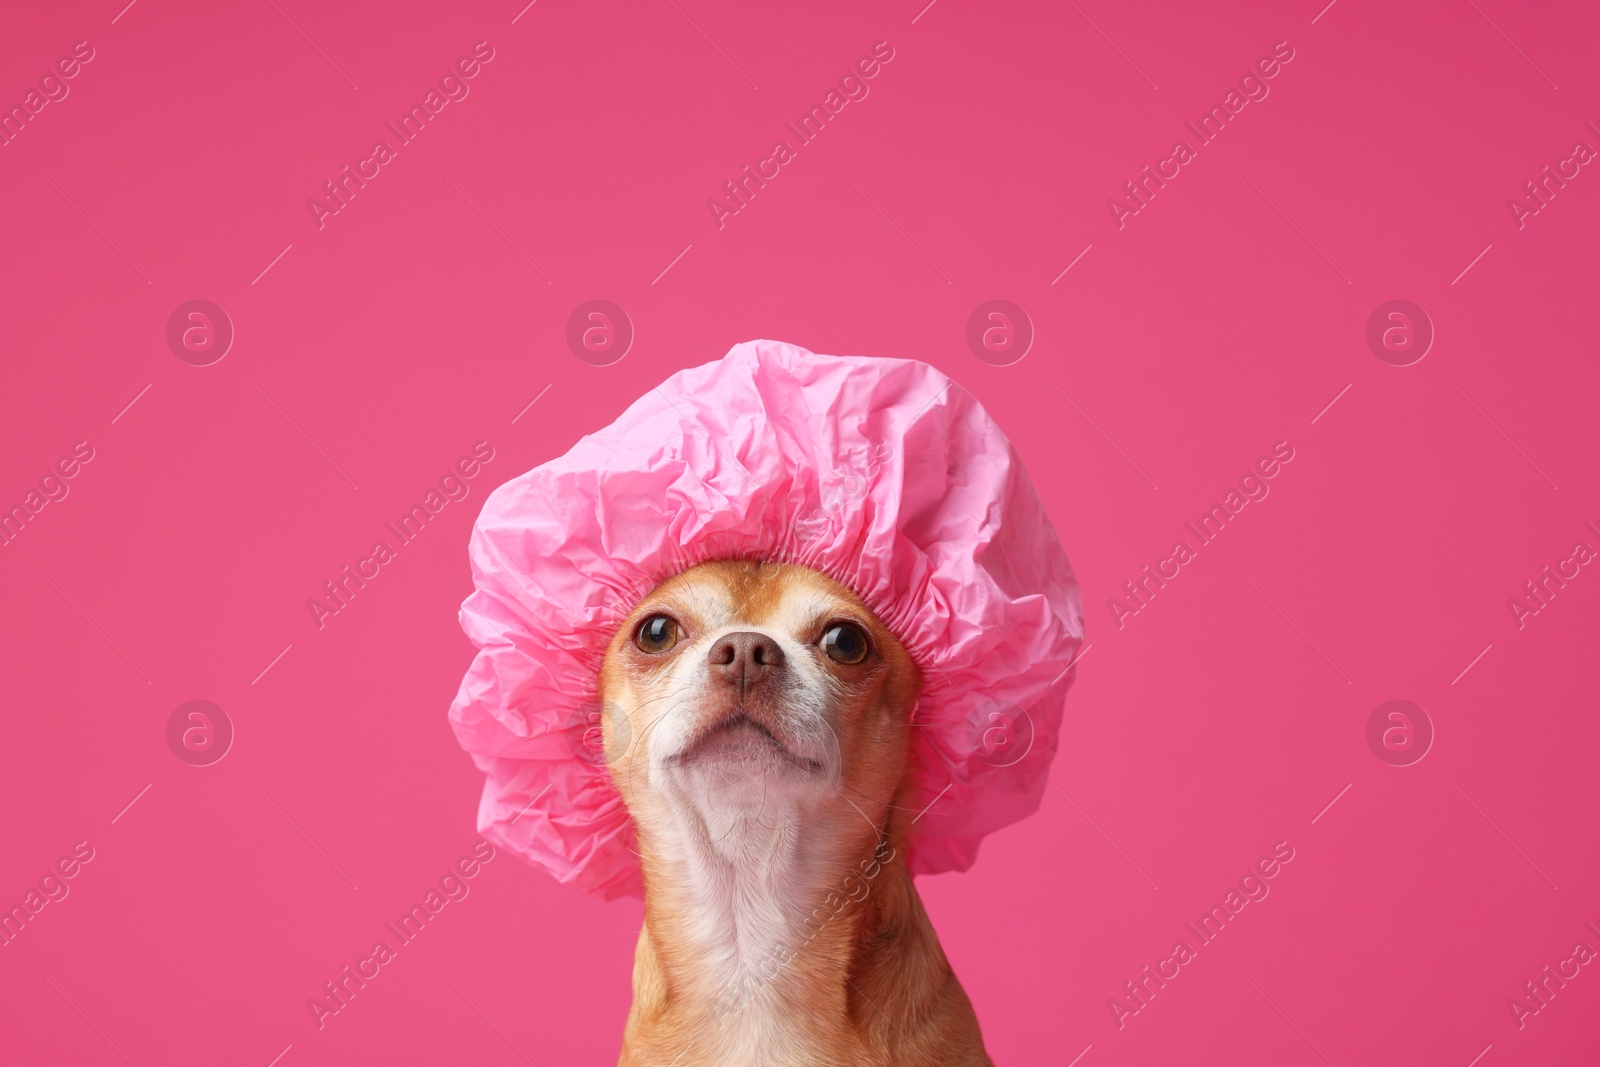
[662,711,827,787]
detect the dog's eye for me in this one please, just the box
[635,615,680,653]
[820,622,869,665]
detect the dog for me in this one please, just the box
[599,560,995,1067]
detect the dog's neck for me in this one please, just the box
[619,795,990,1067]
[648,796,891,990]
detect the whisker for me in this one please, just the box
[841,782,926,815]
[840,793,883,835]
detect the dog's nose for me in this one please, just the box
[707,631,785,692]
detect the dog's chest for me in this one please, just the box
[668,853,861,1062]
[690,999,848,1067]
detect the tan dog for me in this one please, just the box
[599,561,994,1067]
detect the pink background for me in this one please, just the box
[2,0,1597,1064]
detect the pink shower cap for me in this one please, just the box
[448,339,1083,898]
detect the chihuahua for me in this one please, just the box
[599,560,994,1067]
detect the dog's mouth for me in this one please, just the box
[667,709,823,774]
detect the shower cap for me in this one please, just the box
[448,339,1084,898]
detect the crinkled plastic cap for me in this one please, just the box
[448,340,1083,898]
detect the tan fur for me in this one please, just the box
[599,562,993,1067]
